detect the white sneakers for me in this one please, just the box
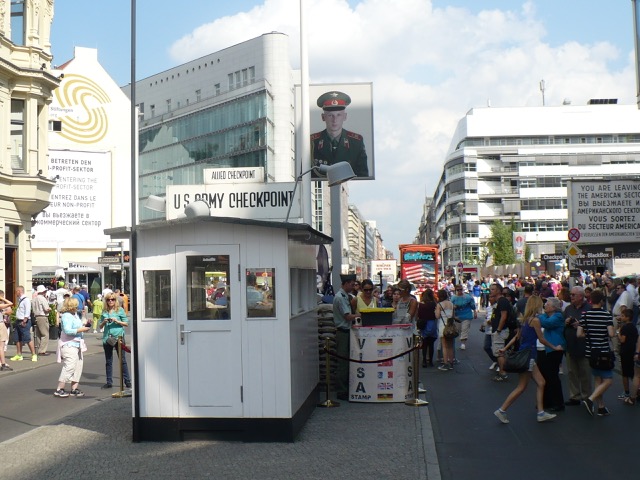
[494,409,509,424]
[460,343,466,350]
[495,409,556,424]
[537,411,557,423]
[489,362,497,370]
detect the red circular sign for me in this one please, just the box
[568,228,580,242]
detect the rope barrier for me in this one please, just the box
[323,337,422,364]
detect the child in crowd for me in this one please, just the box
[617,307,639,402]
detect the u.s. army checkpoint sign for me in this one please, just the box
[165,183,299,221]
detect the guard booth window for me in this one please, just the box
[143,270,172,319]
[246,268,275,318]
[186,255,230,320]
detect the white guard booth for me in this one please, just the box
[130,216,330,441]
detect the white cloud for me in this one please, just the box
[168,0,635,257]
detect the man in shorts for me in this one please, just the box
[11,285,37,362]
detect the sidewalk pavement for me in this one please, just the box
[1,331,106,374]
[0,346,440,480]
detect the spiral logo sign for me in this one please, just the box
[52,74,111,144]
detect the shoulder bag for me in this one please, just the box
[438,302,459,339]
[503,348,530,373]
[584,316,614,370]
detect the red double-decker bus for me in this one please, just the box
[398,244,440,295]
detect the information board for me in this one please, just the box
[569,179,640,244]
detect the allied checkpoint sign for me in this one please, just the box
[568,179,640,244]
[165,182,298,221]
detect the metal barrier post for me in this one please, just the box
[112,337,131,398]
[318,334,339,407]
[405,334,428,407]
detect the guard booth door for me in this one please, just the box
[176,245,242,417]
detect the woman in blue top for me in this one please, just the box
[494,295,564,424]
[99,292,131,389]
[54,297,90,398]
[537,297,567,411]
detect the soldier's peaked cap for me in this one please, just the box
[317,91,351,111]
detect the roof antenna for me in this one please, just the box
[539,79,546,106]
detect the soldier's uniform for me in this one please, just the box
[310,91,369,178]
[311,129,368,177]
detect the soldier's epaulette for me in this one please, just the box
[345,131,363,141]
[311,132,322,140]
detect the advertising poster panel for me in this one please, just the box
[298,82,374,180]
[32,150,111,248]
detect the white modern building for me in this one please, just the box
[427,100,640,275]
[132,33,296,223]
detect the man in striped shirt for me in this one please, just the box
[577,289,615,417]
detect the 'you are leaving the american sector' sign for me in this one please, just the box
[165,167,299,221]
[568,179,640,244]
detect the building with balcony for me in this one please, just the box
[0,1,59,299]
[427,101,640,273]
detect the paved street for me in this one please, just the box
[0,332,439,480]
[2,312,638,479]
[421,311,638,480]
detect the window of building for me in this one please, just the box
[10,99,24,170]
[249,66,255,83]
[235,71,241,89]
[214,83,221,95]
[150,104,155,117]
[521,199,567,210]
[242,69,248,86]
[166,99,171,112]
[196,89,201,102]
[10,1,25,45]
[48,120,62,132]
[228,73,234,90]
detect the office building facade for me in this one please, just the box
[427,101,640,274]
[133,33,295,222]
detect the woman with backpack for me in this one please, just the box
[435,289,455,371]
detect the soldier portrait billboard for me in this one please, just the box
[308,83,374,180]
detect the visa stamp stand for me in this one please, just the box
[348,324,415,403]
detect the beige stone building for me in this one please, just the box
[0,1,59,301]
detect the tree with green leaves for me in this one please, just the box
[484,219,518,265]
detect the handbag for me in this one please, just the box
[106,335,119,347]
[584,316,615,370]
[503,348,530,373]
[588,349,615,370]
[439,303,459,339]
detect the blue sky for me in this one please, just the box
[50,0,638,255]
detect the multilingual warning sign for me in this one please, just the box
[569,179,640,244]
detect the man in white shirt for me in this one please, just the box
[11,286,37,362]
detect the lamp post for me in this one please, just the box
[456,201,464,286]
[284,162,355,223]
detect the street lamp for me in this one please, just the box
[456,201,464,286]
[284,161,356,223]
